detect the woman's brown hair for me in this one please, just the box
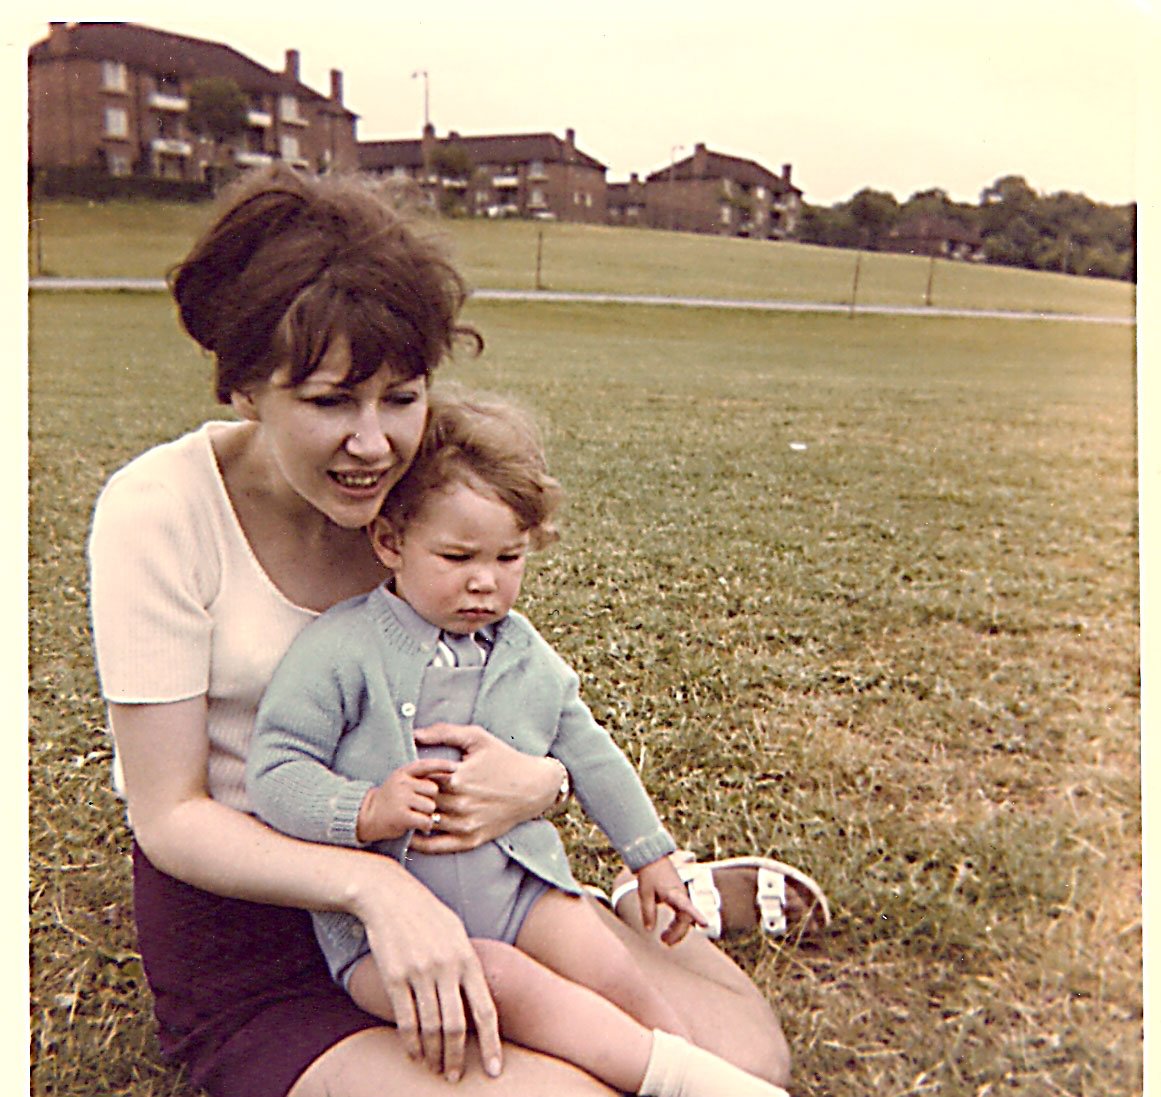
[169,165,480,403]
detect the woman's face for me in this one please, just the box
[236,334,429,530]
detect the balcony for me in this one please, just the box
[235,150,274,167]
[150,137,192,156]
[148,91,188,112]
[492,174,519,188]
[247,109,272,128]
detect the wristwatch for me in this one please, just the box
[553,762,571,806]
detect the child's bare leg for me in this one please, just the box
[516,887,692,1039]
[349,942,789,1097]
[475,938,657,1092]
[349,941,652,1091]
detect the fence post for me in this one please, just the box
[848,251,862,318]
[535,226,544,290]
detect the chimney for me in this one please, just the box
[421,122,436,173]
[284,49,300,81]
[692,142,708,178]
[782,163,792,184]
[47,22,71,56]
[330,69,343,104]
[565,127,576,160]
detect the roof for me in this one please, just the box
[889,214,982,245]
[28,22,353,114]
[359,130,606,173]
[646,147,800,195]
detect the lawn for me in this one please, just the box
[29,196,1135,319]
[29,283,1139,1096]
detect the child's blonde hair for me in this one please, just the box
[381,385,562,549]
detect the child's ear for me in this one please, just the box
[370,516,404,569]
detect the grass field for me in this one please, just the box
[29,196,1135,319]
[28,214,1139,1096]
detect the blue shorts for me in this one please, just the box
[404,842,552,944]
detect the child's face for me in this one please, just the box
[371,481,530,634]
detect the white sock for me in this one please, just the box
[636,1029,791,1097]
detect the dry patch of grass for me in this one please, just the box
[30,295,1138,1095]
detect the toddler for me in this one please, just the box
[247,388,790,1097]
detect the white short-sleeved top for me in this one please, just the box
[88,422,317,813]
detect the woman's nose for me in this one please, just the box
[345,407,392,461]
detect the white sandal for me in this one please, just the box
[611,854,830,940]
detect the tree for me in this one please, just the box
[432,142,474,181]
[187,76,248,187]
[847,188,899,250]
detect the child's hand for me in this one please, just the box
[356,759,459,844]
[634,856,709,946]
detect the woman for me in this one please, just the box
[88,165,818,1097]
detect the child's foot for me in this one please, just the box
[638,1029,790,1097]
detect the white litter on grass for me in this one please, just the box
[789,442,808,451]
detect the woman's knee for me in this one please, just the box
[748,1024,791,1089]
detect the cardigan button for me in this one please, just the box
[400,702,416,717]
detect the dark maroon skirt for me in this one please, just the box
[132,843,383,1097]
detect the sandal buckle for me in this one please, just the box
[756,867,788,936]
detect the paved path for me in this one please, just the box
[27,277,1134,326]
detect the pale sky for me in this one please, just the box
[8,0,1152,207]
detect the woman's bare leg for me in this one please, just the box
[288,1023,617,1097]
[340,938,786,1097]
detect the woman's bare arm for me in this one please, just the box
[109,698,503,1082]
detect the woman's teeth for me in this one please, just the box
[332,470,381,489]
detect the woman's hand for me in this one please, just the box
[354,866,503,1082]
[634,856,709,946]
[408,723,563,853]
[356,758,459,844]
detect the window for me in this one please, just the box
[529,159,545,177]
[279,95,302,122]
[108,152,132,177]
[719,203,732,225]
[530,188,545,208]
[104,107,129,138]
[280,134,301,161]
[101,61,127,92]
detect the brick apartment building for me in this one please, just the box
[607,173,647,227]
[883,214,984,260]
[358,125,608,224]
[642,143,802,239]
[28,22,358,184]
